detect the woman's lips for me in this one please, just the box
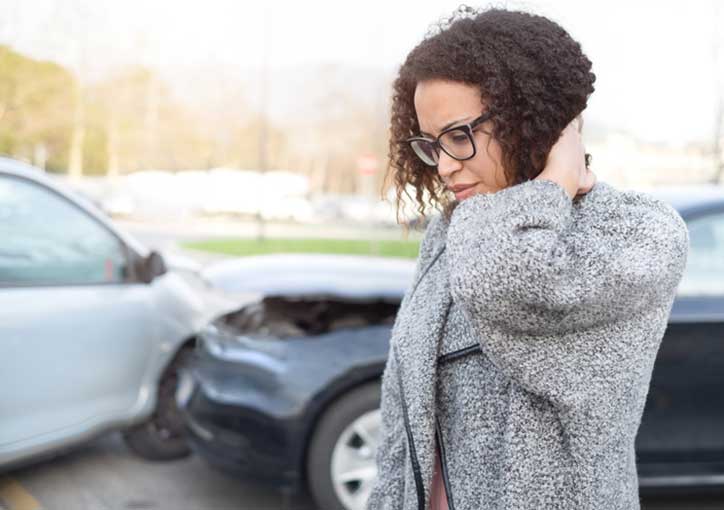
[450,183,478,200]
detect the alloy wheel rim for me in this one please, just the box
[330,409,381,510]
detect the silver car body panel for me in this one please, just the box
[0,159,240,468]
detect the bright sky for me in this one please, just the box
[1,0,722,145]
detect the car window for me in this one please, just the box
[0,175,128,286]
[677,212,724,297]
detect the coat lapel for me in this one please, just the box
[392,242,452,507]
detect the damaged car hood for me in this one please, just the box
[201,253,416,300]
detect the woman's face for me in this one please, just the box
[413,79,509,201]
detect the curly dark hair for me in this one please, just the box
[386,5,596,226]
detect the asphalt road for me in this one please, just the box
[2,433,723,510]
[1,433,316,510]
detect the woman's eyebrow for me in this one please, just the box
[420,115,474,137]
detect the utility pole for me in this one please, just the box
[710,2,723,183]
[68,78,85,181]
[107,99,120,180]
[255,6,271,241]
[144,70,160,171]
[65,1,93,181]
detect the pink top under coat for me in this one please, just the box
[430,440,449,510]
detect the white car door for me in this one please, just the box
[0,173,157,454]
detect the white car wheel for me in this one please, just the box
[306,381,381,510]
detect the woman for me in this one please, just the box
[366,6,689,510]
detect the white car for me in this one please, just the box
[0,158,239,469]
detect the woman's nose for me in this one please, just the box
[436,150,462,178]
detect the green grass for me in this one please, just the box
[181,237,421,259]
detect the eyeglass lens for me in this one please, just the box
[410,127,475,166]
[410,140,439,166]
[439,128,474,159]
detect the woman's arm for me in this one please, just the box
[446,178,689,409]
[445,116,689,408]
[447,177,689,334]
[446,115,688,333]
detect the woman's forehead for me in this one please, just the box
[413,80,486,133]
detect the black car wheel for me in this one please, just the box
[122,347,192,461]
[307,381,381,510]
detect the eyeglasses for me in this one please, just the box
[406,111,494,167]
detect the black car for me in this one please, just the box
[179,188,724,510]
[178,254,412,510]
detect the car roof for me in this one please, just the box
[0,156,47,179]
[640,184,724,215]
[202,253,416,300]
[0,157,148,256]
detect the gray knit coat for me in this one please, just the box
[365,179,689,510]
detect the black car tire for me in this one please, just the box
[122,347,192,461]
[306,380,381,510]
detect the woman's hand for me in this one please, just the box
[534,115,596,199]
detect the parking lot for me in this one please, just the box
[2,203,724,510]
[0,432,316,510]
[2,431,724,510]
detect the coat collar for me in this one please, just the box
[407,212,451,300]
[408,243,446,297]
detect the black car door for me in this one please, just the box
[636,209,724,464]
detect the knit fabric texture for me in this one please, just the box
[365,179,689,510]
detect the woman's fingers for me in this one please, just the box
[540,117,588,198]
[567,115,594,196]
[576,168,596,196]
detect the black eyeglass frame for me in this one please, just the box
[405,111,495,166]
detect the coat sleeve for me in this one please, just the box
[365,343,407,510]
[446,178,689,408]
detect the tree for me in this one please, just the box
[0,45,75,171]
